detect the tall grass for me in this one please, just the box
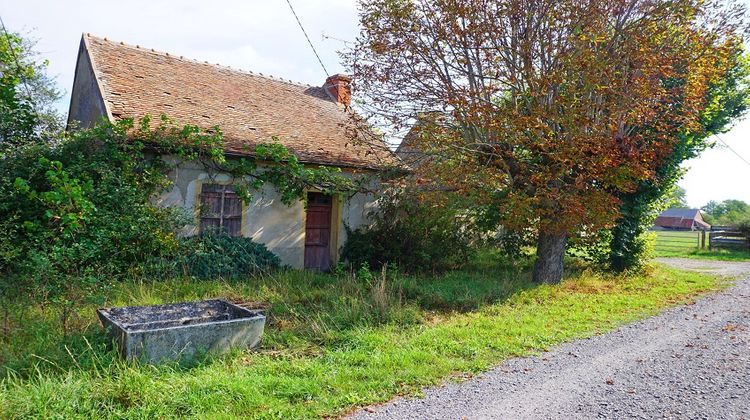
[0,251,723,418]
[0,251,524,377]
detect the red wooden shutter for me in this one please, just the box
[199,184,222,234]
[199,184,242,237]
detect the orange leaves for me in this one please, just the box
[353,0,746,235]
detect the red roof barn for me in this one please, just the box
[653,208,711,231]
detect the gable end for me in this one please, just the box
[66,35,111,130]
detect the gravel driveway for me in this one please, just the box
[351,258,750,419]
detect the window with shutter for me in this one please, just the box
[199,184,242,237]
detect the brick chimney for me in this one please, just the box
[323,74,352,109]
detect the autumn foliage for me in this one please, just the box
[351,0,747,282]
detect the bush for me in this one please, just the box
[341,188,483,273]
[1,116,353,304]
[0,123,184,305]
[155,233,281,279]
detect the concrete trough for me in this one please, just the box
[97,299,266,364]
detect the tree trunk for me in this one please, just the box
[533,231,566,284]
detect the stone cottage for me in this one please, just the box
[66,34,394,271]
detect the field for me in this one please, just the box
[0,252,725,418]
[653,230,701,254]
[653,230,750,260]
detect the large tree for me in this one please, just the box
[351,0,746,283]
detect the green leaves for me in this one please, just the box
[12,157,96,238]
[0,29,63,151]
[1,114,366,309]
[13,176,31,194]
[702,199,750,225]
[220,139,359,205]
[149,233,281,279]
[607,48,750,272]
[123,116,361,206]
[342,187,483,273]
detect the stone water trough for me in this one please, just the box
[97,299,266,363]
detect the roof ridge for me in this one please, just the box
[83,32,316,89]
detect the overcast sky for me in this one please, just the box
[3,0,749,208]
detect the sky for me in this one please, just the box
[3,0,750,208]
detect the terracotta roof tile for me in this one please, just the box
[83,34,394,169]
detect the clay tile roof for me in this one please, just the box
[82,34,394,169]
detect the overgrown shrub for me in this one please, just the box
[0,123,183,303]
[341,188,483,273]
[153,233,281,279]
[0,116,356,306]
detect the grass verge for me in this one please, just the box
[0,254,724,418]
[655,248,750,261]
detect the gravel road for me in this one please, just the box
[351,258,750,419]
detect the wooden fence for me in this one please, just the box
[653,228,750,253]
[708,229,750,251]
[653,230,702,252]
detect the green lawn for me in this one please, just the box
[0,252,724,418]
[655,248,750,261]
[653,230,701,253]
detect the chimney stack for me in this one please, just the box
[323,74,352,109]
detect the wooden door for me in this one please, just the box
[304,192,333,271]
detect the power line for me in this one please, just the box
[0,15,34,102]
[715,133,750,168]
[284,0,329,77]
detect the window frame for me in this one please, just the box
[198,183,244,237]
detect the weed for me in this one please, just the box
[0,251,722,418]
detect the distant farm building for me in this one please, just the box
[653,208,711,231]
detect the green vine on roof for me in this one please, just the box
[0,114,371,307]
[127,114,370,204]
